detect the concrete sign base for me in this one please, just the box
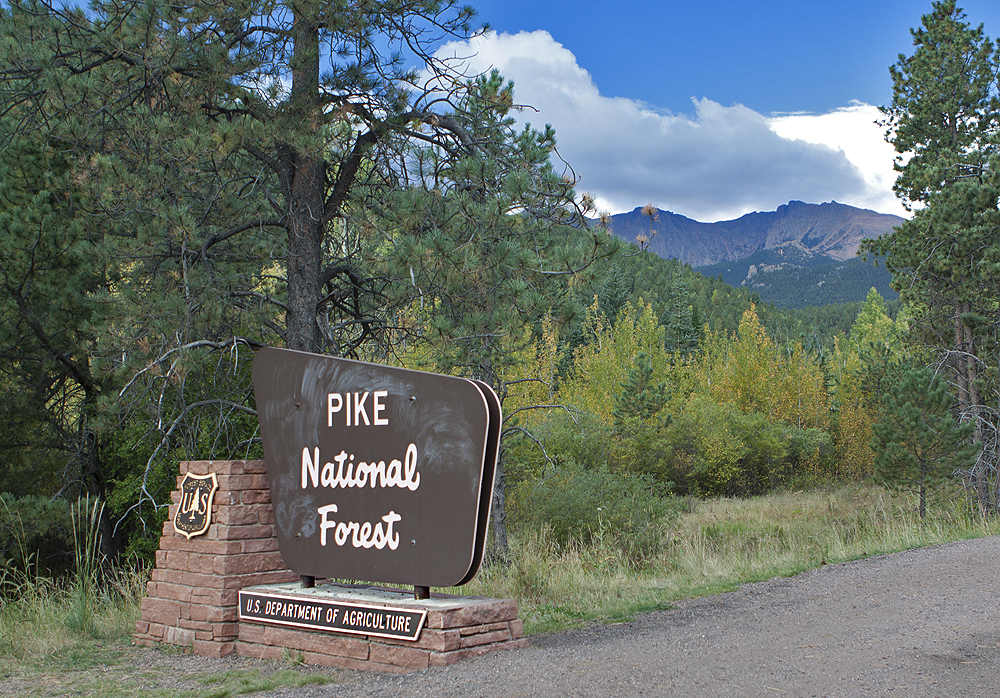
[135,460,526,671]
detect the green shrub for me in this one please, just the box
[0,494,72,580]
[662,397,748,496]
[502,410,616,493]
[99,425,176,565]
[512,462,683,567]
[661,397,837,497]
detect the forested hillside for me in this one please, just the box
[696,250,899,308]
[582,244,895,353]
[0,0,996,576]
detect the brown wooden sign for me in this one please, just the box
[252,347,500,588]
[173,472,218,539]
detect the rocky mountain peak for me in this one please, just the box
[606,201,904,268]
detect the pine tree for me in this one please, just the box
[0,1,617,554]
[612,352,670,426]
[663,279,700,356]
[0,115,109,498]
[871,366,978,518]
[863,1,1000,512]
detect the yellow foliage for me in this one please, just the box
[557,299,677,425]
[502,316,561,427]
[829,335,875,479]
[712,305,774,413]
[698,305,832,432]
[376,294,880,487]
[772,343,830,431]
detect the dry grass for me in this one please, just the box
[462,483,994,634]
[0,566,145,674]
[0,567,334,697]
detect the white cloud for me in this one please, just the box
[433,30,906,222]
[769,104,903,217]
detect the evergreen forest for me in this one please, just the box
[0,0,998,581]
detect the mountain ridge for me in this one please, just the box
[606,200,904,268]
[602,201,905,307]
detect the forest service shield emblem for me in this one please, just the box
[173,472,219,539]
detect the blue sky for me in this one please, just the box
[435,1,1000,221]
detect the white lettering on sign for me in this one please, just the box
[301,443,420,491]
[262,599,325,622]
[312,389,410,556]
[327,393,342,426]
[327,390,388,427]
[340,608,412,633]
[317,504,401,549]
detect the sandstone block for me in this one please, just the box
[189,604,237,623]
[164,625,195,647]
[210,524,275,541]
[239,569,298,586]
[214,506,260,526]
[193,639,236,657]
[190,587,239,607]
[238,623,266,643]
[459,621,509,636]
[369,643,429,671]
[427,598,518,629]
[147,581,195,605]
[459,629,511,649]
[175,617,214,633]
[214,551,286,576]
[427,638,529,667]
[158,537,242,555]
[138,622,165,640]
[216,474,269,491]
[241,489,272,504]
[510,619,524,638]
[212,622,240,639]
[240,538,281,554]
[380,628,461,653]
[140,597,181,625]
[241,460,268,474]
[259,625,370,660]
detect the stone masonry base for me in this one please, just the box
[237,582,528,673]
[134,460,527,672]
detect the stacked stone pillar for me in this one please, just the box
[134,460,297,657]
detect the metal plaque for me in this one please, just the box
[252,347,501,588]
[239,589,426,641]
[173,472,219,539]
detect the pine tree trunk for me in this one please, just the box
[285,11,324,354]
[286,156,324,353]
[954,309,971,410]
[488,453,510,564]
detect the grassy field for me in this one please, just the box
[0,484,993,696]
[464,483,995,634]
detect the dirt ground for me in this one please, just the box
[6,536,999,697]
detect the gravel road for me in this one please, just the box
[295,536,1000,697]
[8,537,997,697]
